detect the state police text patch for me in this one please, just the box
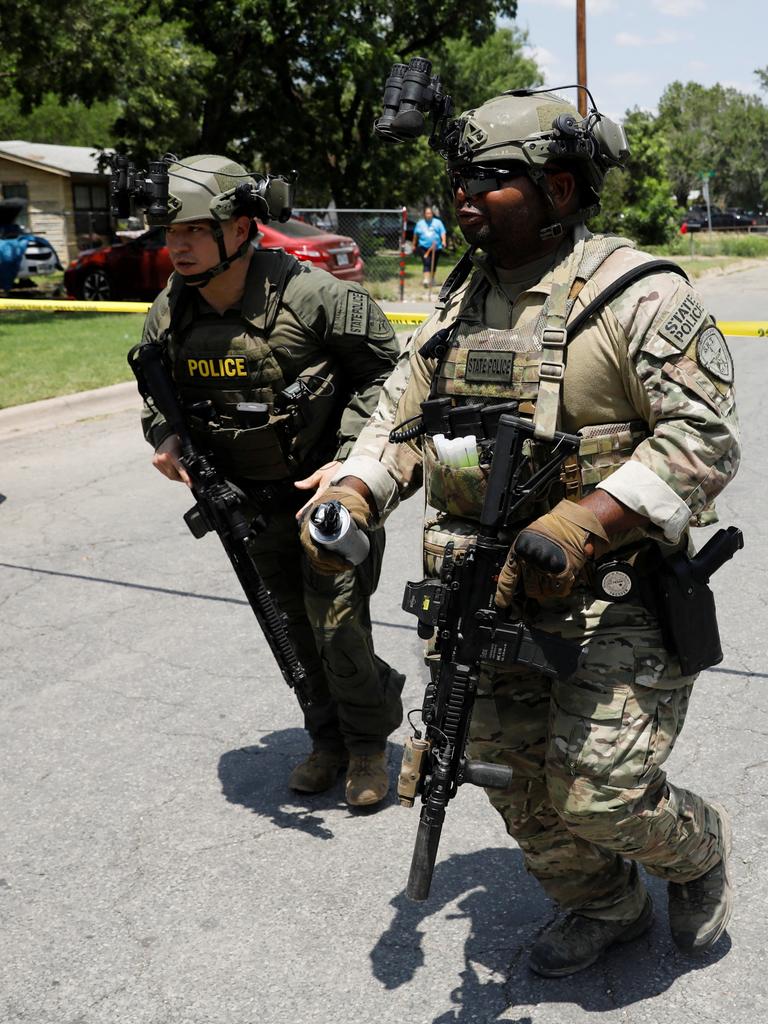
[344,291,370,336]
[464,350,515,384]
[658,293,707,349]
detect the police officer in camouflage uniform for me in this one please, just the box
[300,93,740,968]
[139,154,404,807]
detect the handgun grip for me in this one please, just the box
[690,525,744,583]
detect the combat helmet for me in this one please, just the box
[447,89,629,236]
[146,154,268,227]
[147,154,293,287]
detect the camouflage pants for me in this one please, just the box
[247,508,404,754]
[467,597,724,922]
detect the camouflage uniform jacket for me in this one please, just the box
[336,226,740,547]
[139,247,399,472]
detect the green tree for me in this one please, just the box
[658,80,768,210]
[3,0,521,206]
[590,108,679,245]
[442,26,543,111]
[0,92,120,148]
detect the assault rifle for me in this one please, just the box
[128,342,311,711]
[398,413,583,901]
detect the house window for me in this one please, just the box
[2,183,29,200]
[73,184,108,210]
[73,182,111,249]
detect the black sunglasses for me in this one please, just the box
[448,162,530,196]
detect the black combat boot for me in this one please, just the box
[529,895,654,977]
[668,802,733,953]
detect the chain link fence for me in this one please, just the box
[294,207,416,301]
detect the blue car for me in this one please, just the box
[0,198,62,290]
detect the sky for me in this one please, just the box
[501,0,766,121]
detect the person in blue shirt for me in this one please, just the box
[412,206,447,288]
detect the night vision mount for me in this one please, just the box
[373,57,629,177]
[374,58,456,151]
[109,155,294,224]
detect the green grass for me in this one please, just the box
[649,232,768,259]
[3,230,762,409]
[0,311,145,408]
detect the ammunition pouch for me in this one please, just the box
[188,413,295,481]
[186,357,340,482]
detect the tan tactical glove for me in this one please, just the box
[495,499,609,607]
[299,485,373,575]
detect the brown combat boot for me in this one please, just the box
[345,751,389,807]
[668,802,733,953]
[529,896,654,977]
[288,749,347,793]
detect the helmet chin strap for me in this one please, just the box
[526,167,599,241]
[181,220,255,288]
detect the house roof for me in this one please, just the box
[0,141,107,176]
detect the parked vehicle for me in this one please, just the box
[0,198,62,288]
[726,208,760,227]
[258,219,364,281]
[64,219,364,300]
[64,226,170,300]
[367,213,417,248]
[680,205,754,232]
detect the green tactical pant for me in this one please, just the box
[247,508,404,754]
[467,595,724,923]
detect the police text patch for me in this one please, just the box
[186,356,248,379]
[697,326,734,383]
[658,293,707,349]
[344,291,370,336]
[464,350,515,384]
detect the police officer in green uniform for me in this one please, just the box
[301,91,740,967]
[139,154,404,807]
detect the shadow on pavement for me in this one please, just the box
[218,729,405,838]
[371,848,731,1023]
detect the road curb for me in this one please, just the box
[0,380,140,441]
[0,318,756,443]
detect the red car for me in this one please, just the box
[64,220,364,301]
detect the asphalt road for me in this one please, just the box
[1,268,767,1024]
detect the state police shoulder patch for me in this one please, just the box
[697,325,734,384]
[657,291,707,349]
[344,290,370,336]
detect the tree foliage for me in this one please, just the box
[658,80,768,209]
[0,92,120,149]
[6,4,768,229]
[2,0,521,207]
[589,109,680,245]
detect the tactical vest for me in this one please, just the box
[424,234,651,526]
[158,251,340,482]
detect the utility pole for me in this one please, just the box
[576,0,587,116]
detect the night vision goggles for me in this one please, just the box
[109,154,294,226]
[374,57,630,198]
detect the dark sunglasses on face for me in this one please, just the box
[448,162,530,196]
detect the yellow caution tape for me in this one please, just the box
[718,321,768,337]
[0,297,428,323]
[0,298,151,313]
[385,312,429,326]
[0,298,762,336]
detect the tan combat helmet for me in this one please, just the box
[146,154,266,226]
[147,154,292,286]
[450,89,629,211]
